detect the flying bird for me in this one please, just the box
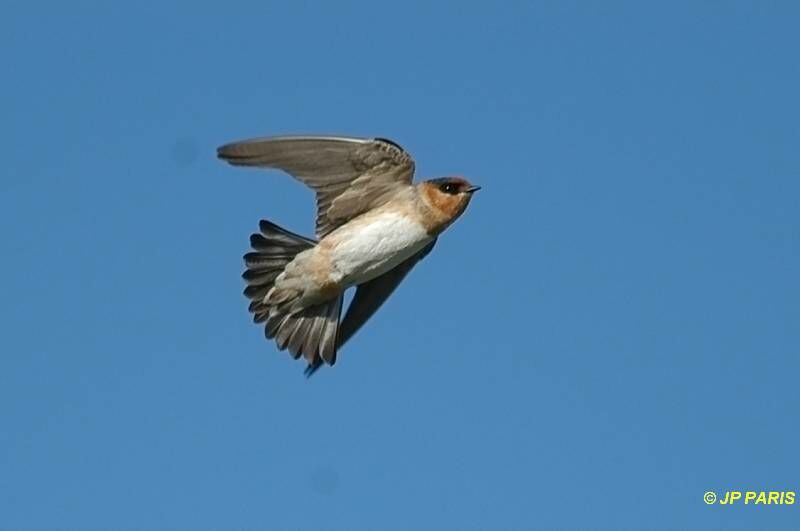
[217,135,480,375]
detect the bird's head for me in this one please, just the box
[418,177,480,232]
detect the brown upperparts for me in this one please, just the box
[417,177,481,234]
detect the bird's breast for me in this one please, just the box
[325,212,433,287]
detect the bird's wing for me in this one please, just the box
[217,135,415,238]
[336,239,437,348]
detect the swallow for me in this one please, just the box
[217,135,479,375]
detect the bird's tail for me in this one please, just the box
[243,220,342,374]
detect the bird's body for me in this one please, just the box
[319,208,434,288]
[217,135,478,374]
[265,207,434,312]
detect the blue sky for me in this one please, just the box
[1,1,798,529]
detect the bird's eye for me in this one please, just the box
[439,183,459,194]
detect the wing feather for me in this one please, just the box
[217,135,415,237]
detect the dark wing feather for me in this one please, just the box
[217,135,415,238]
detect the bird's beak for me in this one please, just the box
[465,185,481,193]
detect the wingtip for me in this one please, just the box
[216,142,243,162]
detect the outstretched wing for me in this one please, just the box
[217,135,415,238]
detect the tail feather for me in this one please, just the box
[243,220,314,322]
[303,300,343,378]
[264,298,343,366]
[302,316,326,360]
[243,219,342,373]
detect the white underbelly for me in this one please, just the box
[329,212,433,287]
